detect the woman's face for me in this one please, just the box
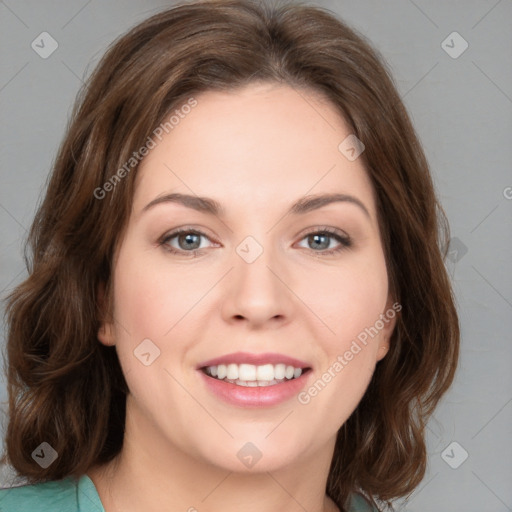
[98,82,396,473]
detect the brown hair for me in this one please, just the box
[0,0,459,510]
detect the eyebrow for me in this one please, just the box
[141,192,371,219]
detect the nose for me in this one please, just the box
[220,241,294,329]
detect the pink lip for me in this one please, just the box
[197,351,311,369]
[198,369,312,407]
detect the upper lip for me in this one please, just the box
[197,351,311,369]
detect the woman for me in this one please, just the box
[0,0,459,511]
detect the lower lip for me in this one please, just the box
[198,370,311,407]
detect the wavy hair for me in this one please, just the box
[1,1,459,510]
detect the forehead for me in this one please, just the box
[133,83,376,220]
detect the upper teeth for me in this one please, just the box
[206,363,303,382]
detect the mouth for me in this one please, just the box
[197,352,312,407]
[201,363,311,387]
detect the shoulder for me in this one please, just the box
[348,492,380,512]
[0,474,101,512]
[0,476,78,512]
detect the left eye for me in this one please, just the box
[296,230,350,252]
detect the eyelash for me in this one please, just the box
[158,226,352,258]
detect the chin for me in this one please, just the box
[193,434,312,474]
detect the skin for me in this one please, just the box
[89,82,396,512]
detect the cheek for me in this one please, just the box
[306,255,388,420]
[113,246,206,337]
[308,252,389,346]
[110,244,217,392]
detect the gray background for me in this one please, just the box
[1,0,511,511]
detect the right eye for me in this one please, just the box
[159,228,216,257]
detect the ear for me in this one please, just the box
[97,281,116,346]
[376,294,399,362]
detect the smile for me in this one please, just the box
[202,363,306,387]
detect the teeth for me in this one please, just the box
[204,363,304,385]
[239,364,256,380]
[256,364,274,381]
[274,364,286,379]
[226,363,238,380]
[231,378,278,387]
[216,364,227,380]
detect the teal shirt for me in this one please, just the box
[0,475,104,512]
[0,474,377,511]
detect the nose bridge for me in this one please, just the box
[223,231,292,325]
[235,232,281,295]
